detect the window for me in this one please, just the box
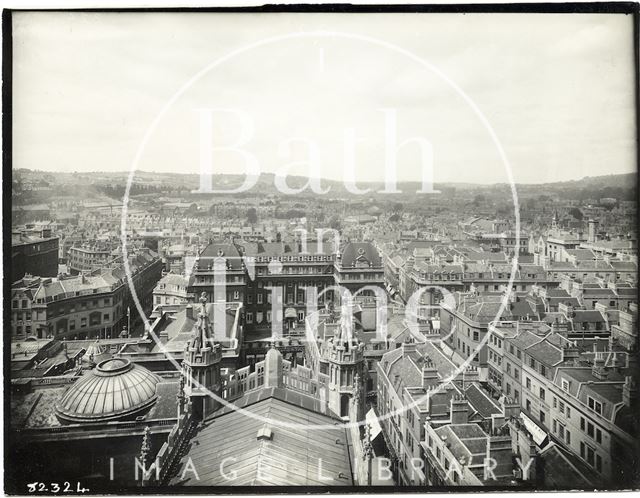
[540,365,547,377]
[246,312,253,324]
[588,397,603,415]
[517,350,521,359]
[540,387,546,401]
[559,401,565,414]
[580,417,585,431]
[526,377,531,389]
[566,430,571,444]
[526,399,531,412]
[596,428,602,444]
[562,379,570,392]
[584,445,595,466]
[540,411,546,424]
[473,331,479,341]
[529,357,536,368]
[553,397,557,409]
[587,422,594,438]
[566,407,571,419]
[596,455,602,473]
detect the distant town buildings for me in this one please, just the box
[11,231,59,283]
[8,169,639,490]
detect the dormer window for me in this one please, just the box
[587,396,602,415]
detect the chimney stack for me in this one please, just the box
[402,338,417,357]
[422,358,439,388]
[450,393,469,424]
[501,395,521,419]
[592,352,608,380]
[561,342,580,366]
[623,376,638,407]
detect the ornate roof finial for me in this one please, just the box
[199,291,208,315]
[362,423,373,461]
[177,375,186,410]
[139,426,151,473]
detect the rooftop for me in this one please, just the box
[172,389,352,486]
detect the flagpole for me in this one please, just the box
[127,306,131,338]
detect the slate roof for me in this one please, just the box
[157,273,188,287]
[433,423,488,465]
[340,242,382,268]
[465,384,501,419]
[172,391,352,486]
[539,442,597,489]
[525,339,563,366]
[199,242,243,269]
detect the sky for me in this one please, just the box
[11,11,637,185]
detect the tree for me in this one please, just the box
[568,207,583,221]
[247,207,258,225]
[329,216,342,231]
[389,213,400,222]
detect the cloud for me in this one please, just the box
[11,12,637,184]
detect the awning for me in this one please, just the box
[284,307,297,319]
[366,408,383,440]
[520,412,549,447]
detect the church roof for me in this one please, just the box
[171,388,352,486]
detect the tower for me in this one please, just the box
[588,219,598,243]
[326,311,365,419]
[182,292,222,421]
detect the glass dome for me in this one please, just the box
[56,358,161,423]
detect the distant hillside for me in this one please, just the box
[12,168,637,202]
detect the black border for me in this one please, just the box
[3,3,640,495]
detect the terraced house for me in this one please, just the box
[25,249,162,339]
[549,362,638,486]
